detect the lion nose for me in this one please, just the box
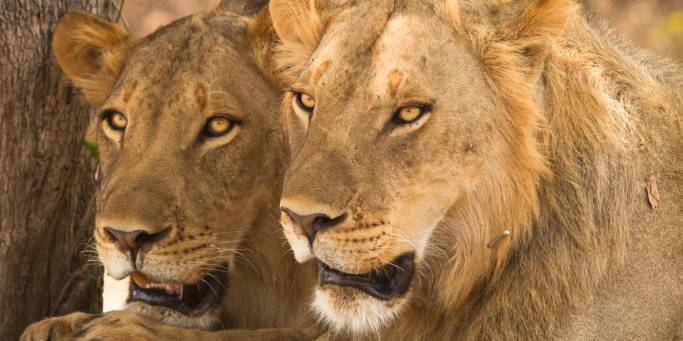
[104,227,170,254]
[281,208,346,245]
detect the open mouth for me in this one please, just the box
[317,253,415,301]
[128,265,228,316]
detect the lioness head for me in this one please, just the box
[271,0,572,334]
[53,4,282,328]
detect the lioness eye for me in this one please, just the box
[204,116,238,137]
[294,92,315,113]
[105,111,128,131]
[393,106,429,124]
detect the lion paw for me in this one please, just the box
[65,310,168,341]
[21,310,168,341]
[20,312,97,341]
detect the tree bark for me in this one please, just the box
[0,1,104,339]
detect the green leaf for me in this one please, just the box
[82,140,100,161]
[103,0,111,20]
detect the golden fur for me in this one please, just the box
[23,5,320,340]
[271,0,682,339]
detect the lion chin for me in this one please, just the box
[126,301,222,330]
[312,286,406,335]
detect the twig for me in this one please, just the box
[115,0,126,23]
[111,0,130,30]
[487,230,511,248]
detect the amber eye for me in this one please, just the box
[294,92,316,112]
[105,111,128,131]
[392,106,429,124]
[204,116,238,137]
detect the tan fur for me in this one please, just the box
[271,0,682,339]
[24,6,319,339]
[52,12,134,104]
[22,310,322,341]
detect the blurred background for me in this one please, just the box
[118,0,682,60]
[584,0,682,60]
[122,0,211,37]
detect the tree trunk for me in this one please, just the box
[0,1,104,339]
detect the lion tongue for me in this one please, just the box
[131,272,183,296]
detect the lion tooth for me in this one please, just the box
[132,272,152,288]
[130,272,183,296]
[162,284,182,295]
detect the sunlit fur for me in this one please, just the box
[312,286,405,336]
[271,0,682,339]
[25,4,316,338]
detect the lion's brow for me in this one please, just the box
[312,60,332,86]
[387,69,404,98]
[122,80,138,104]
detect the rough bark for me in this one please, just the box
[0,1,104,339]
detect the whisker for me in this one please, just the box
[200,278,219,297]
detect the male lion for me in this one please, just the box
[22,2,320,340]
[270,0,682,339]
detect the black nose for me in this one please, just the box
[103,227,170,255]
[281,208,346,245]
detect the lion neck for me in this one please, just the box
[389,13,677,341]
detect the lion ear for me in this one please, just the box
[247,7,282,85]
[504,0,574,75]
[445,0,573,78]
[52,11,134,104]
[269,0,322,56]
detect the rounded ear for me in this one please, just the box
[444,0,573,79]
[247,8,283,86]
[269,0,321,52]
[52,11,134,104]
[503,0,574,75]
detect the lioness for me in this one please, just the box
[23,2,319,340]
[270,0,682,339]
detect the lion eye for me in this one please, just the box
[105,111,128,131]
[294,92,316,113]
[204,116,238,137]
[393,106,428,124]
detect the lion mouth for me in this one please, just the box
[317,253,415,301]
[128,265,227,316]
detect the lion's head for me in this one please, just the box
[53,4,285,329]
[270,0,578,335]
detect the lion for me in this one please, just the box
[22,2,321,340]
[269,0,682,339]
